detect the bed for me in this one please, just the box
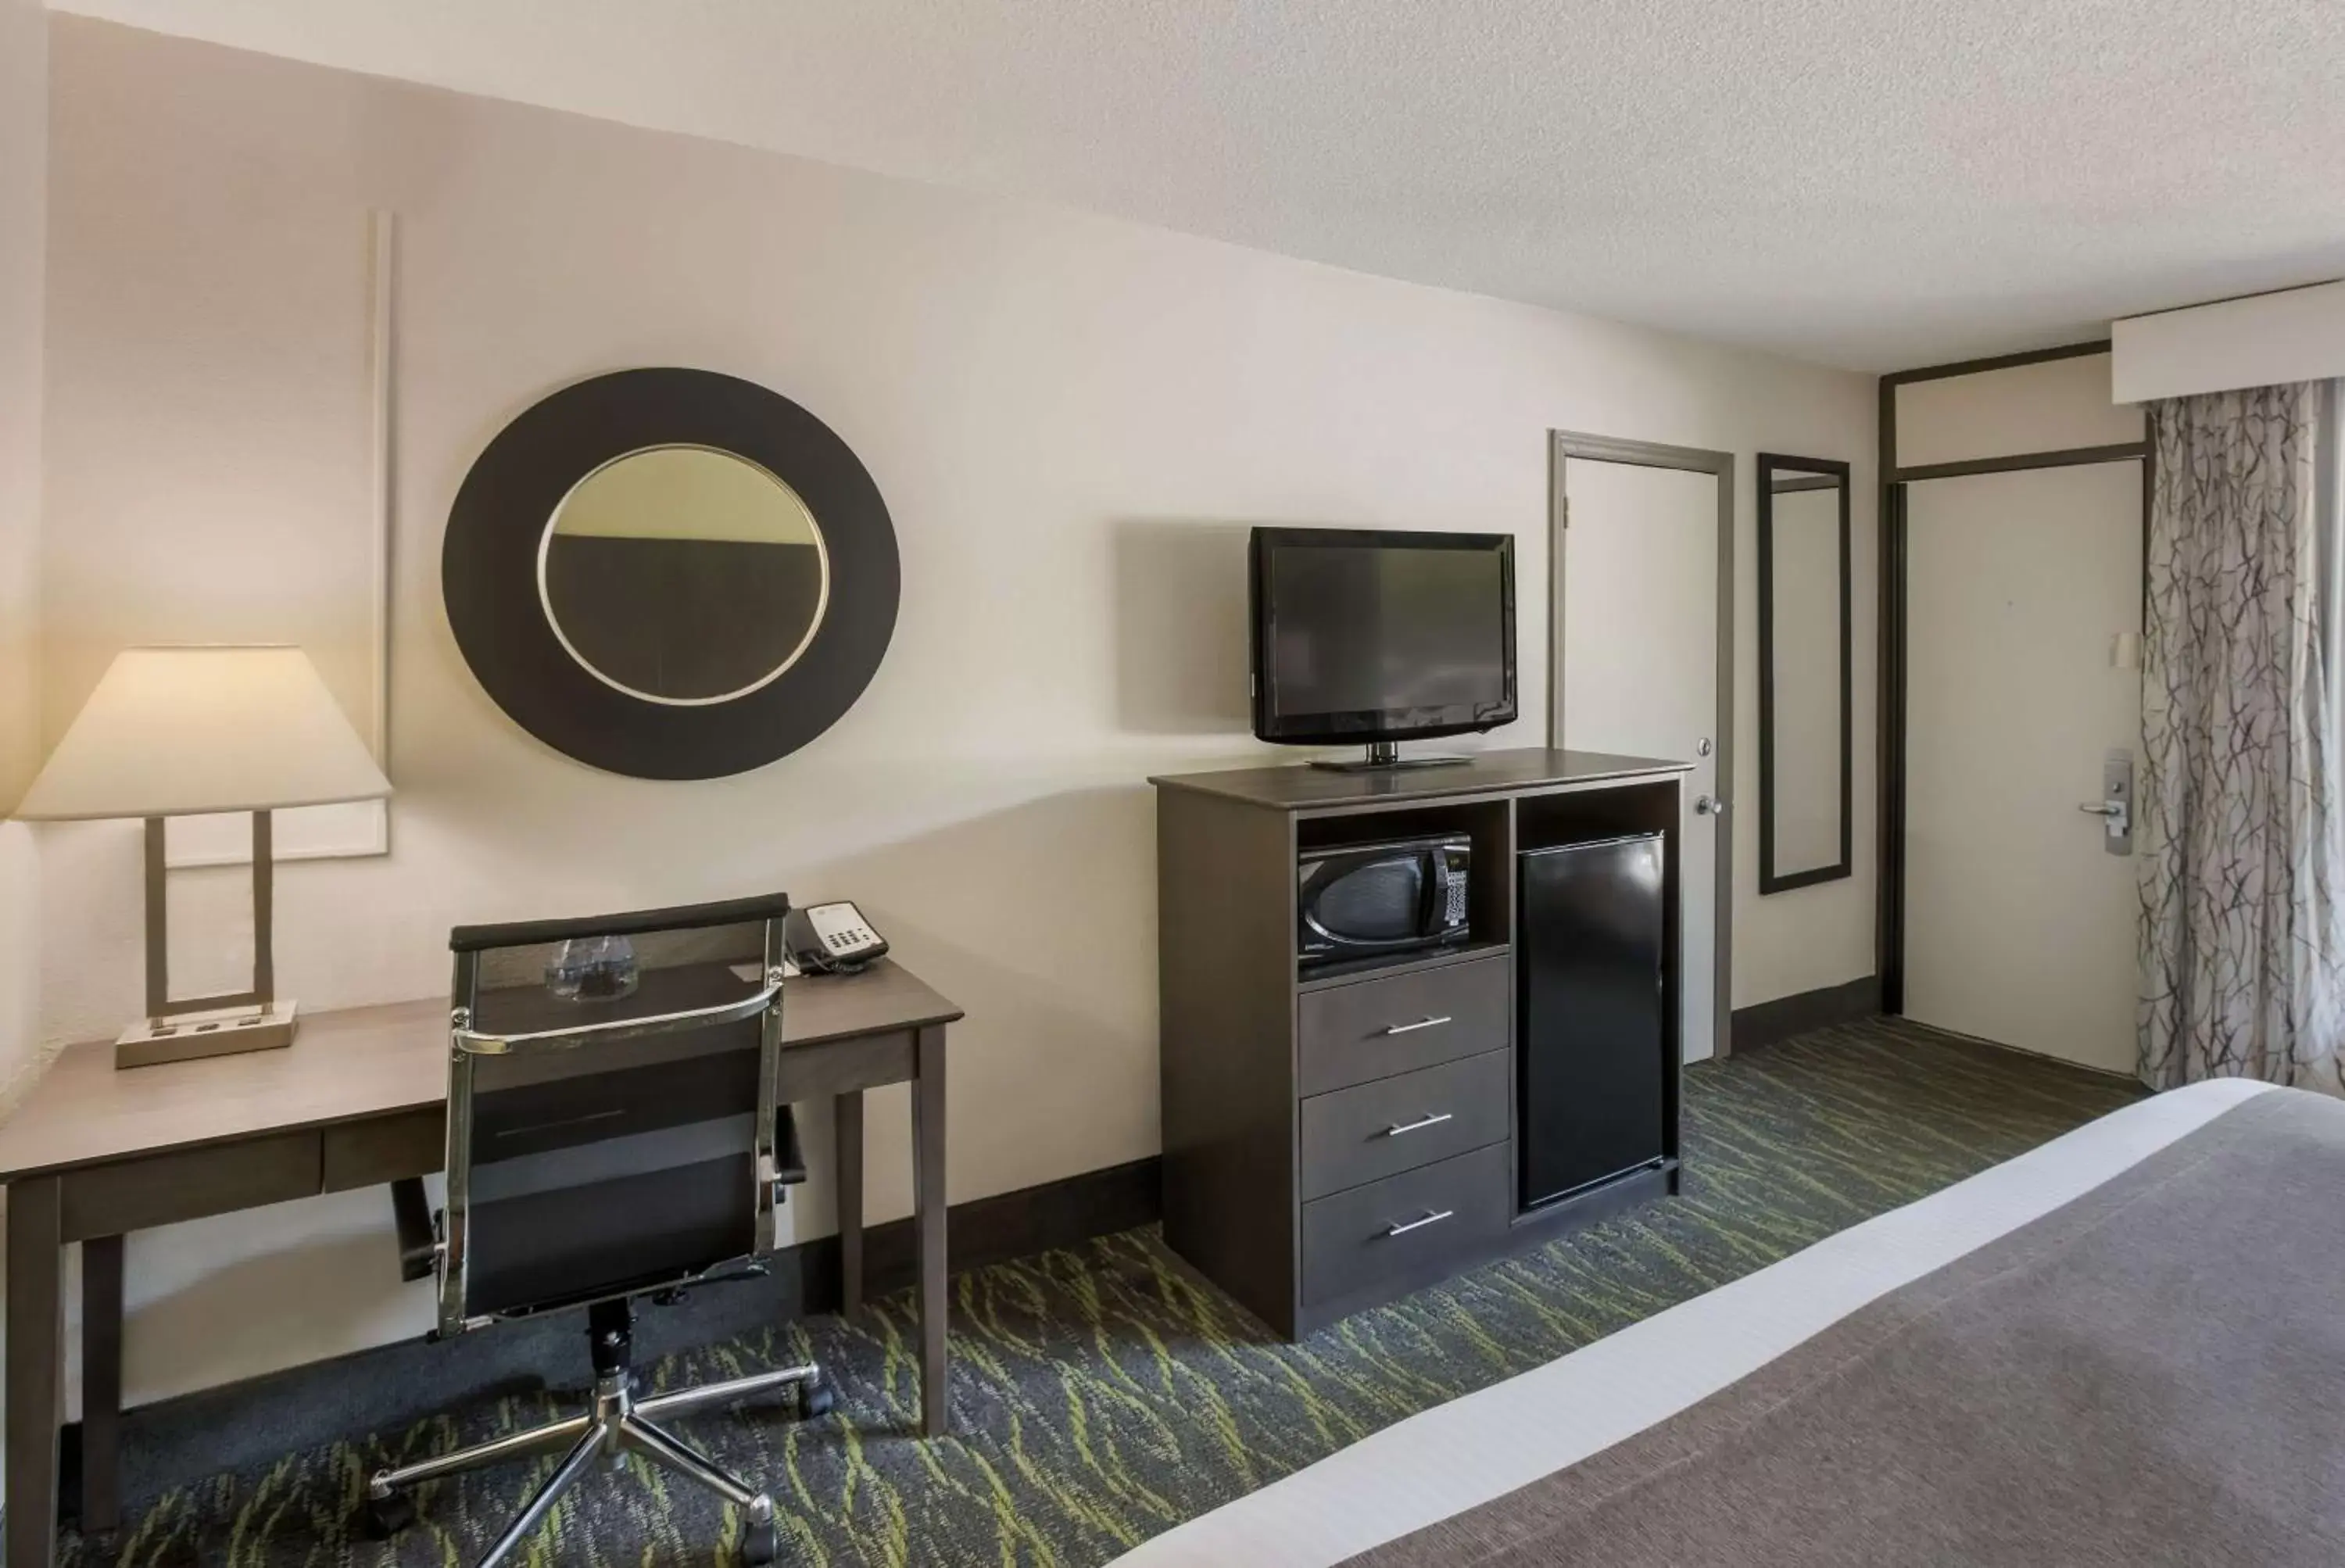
[1112,1078,2345,1566]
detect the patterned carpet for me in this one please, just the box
[63,1018,2140,1567]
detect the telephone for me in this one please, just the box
[785,900,890,975]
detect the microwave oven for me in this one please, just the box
[1298,835,1472,969]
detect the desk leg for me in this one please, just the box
[912,1026,948,1438]
[836,1090,864,1316]
[6,1176,63,1568]
[81,1236,124,1536]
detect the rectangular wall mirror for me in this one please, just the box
[1758,453,1853,893]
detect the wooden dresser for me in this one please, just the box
[1150,749,1690,1337]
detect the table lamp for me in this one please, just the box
[14,646,392,1068]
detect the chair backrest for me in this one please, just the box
[439,893,789,1336]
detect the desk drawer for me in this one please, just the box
[1299,954,1509,1096]
[61,1133,321,1241]
[323,1110,446,1191]
[1301,1141,1509,1306]
[1301,1049,1509,1201]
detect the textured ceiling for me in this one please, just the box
[48,0,2345,370]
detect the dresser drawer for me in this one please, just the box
[1298,954,1509,1096]
[1301,1048,1510,1201]
[1301,1142,1510,1306]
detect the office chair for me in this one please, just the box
[368,893,829,1568]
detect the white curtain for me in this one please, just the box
[2138,381,2345,1091]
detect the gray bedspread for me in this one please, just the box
[1342,1088,2345,1567]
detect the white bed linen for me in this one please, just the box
[1111,1078,2272,1568]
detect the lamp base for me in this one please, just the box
[117,1000,299,1069]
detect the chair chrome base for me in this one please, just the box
[365,1358,826,1568]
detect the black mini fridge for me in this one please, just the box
[1517,832,1667,1208]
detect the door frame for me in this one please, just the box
[1874,341,2150,1014]
[1548,429,1736,1061]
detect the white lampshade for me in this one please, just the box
[16,646,392,822]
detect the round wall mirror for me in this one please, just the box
[539,446,831,704]
[445,368,899,779]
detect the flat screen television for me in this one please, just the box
[1249,528,1516,766]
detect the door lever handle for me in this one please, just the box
[2079,796,2132,845]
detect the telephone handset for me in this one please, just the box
[785,901,890,976]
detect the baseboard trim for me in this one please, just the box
[56,1154,1163,1523]
[1891,1018,2143,1085]
[1730,976,1882,1054]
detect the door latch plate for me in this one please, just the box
[2078,750,2134,855]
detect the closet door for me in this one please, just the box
[1903,462,2143,1072]
[1559,454,1726,1062]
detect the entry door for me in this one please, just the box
[1558,454,1727,1062]
[1904,461,2143,1072]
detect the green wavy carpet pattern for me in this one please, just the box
[63,1019,2140,1566]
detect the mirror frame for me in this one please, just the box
[1756,452,1853,894]
[444,368,899,779]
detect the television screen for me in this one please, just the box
[1251,528,1516,744]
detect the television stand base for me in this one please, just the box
[1308,743,1471,773]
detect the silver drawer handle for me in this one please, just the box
[1381,1015,1452,1036]
[1383,1112,1454,1137]
[1383,1208,1454,1238]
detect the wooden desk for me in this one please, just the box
[0,959,961,1568]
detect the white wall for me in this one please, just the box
[1,0,48,1100]
[1895,353,2141,467]
[38,18,1878,1409]
[0,0,48,1484]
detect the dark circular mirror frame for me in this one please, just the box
[444,368,899,779]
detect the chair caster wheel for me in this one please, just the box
[743,1510,781,1565]
[364,1488,415,1538]
[800,1378,835,1419]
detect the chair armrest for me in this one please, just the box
[389,1176,438,1283]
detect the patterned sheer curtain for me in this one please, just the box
[2138,381,2345,1091]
